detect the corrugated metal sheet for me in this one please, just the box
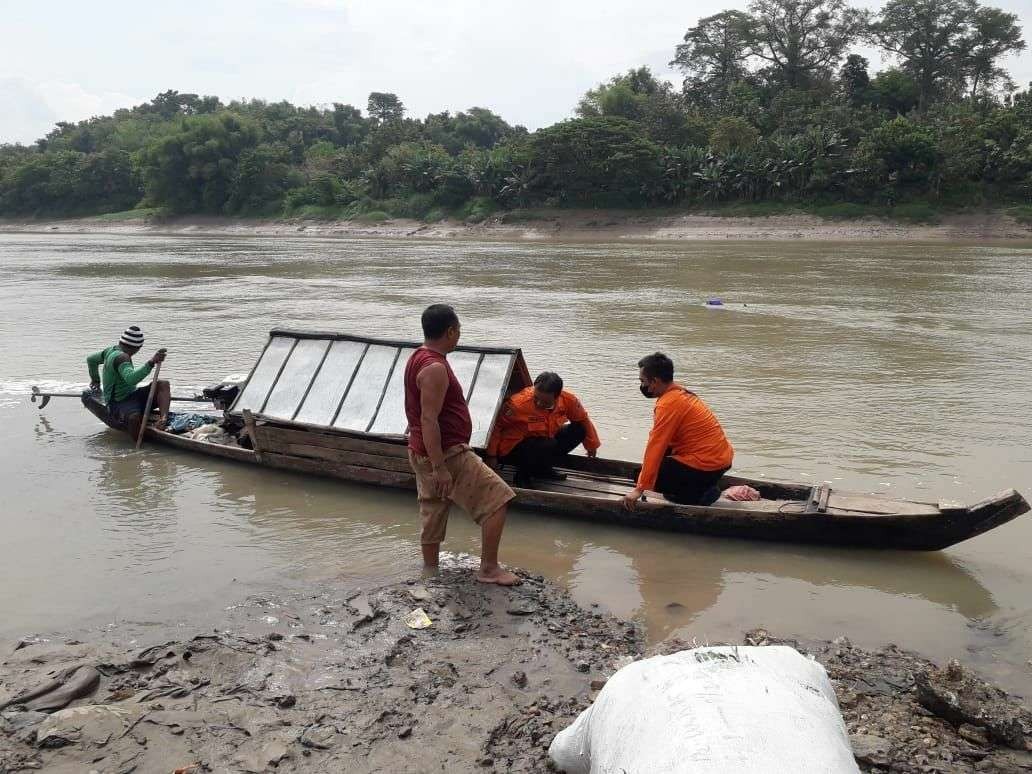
[230,329,526,448]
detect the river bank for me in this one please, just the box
[3,208,1032,242]
[1,563,1030,773]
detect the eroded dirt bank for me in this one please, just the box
[3,209,1032,243]
[0,563,642,773]
[2,564,1030,773]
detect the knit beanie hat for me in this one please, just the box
[119,326,145,348]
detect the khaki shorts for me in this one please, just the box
[408,444,515,545]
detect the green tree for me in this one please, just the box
[226,143,300,213]
[529,117,663,205]
[870,69,921,114]
[331,103,368,146]
[748,0,867,88]
[709,117,761,152]
[140,90,221,119]
[79,149,140,211]
[578,68,704,146]
[858,116,940,192]
[839,54,872,106]
[961,7,1026,100]
[421,108,517,153]
[871,0,976,111]
[138,113,258,213]
[367,92,405,124]
[672,11,758,107]
[0,152,81,214]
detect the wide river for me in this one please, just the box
[1,232,1030,692]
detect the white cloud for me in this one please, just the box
[0,79,56,145]
[0,79,139,144]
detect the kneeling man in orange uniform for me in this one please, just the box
[486,372,601,488]
[623,352,733,510]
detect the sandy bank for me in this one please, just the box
[3,209,1032,243]
[2,561,1031,772]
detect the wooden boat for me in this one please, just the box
[81,328,1029,551]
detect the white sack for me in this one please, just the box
[548,645,859,774]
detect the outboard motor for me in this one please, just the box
[202,374,247,411]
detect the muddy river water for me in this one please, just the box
[1,232,1030,693]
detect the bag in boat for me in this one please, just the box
[548,645,859,774]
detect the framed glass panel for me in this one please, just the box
[262,338,330,420]
[368,347,415,435]
[294,340,366,426]
[467,353,514,448]
[333,345,398,431]
[232,336,295,413]
[447,350,482,399]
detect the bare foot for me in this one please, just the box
[476,566,522,586]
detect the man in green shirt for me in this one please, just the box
[86,325,169,435]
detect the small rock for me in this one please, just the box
[850,733,892,766]
[1,710,48,733]
[946,659,964,681]
[478,757,494,767]
[958,723,990,747]
[506,601,537,616]
[590,679,607,691]
[409,585,431,602]
[398,726,413,739]
[512,671,528,688]
[36,705,132,749]
[915,665,1031,749]
[575,661,590,673]
[266,632,284,642]
[833,636,852,648]
[276,695,296,709]
[744,628,770,646]
[300,724,338,750]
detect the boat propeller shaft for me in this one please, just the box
[30,385,211,410]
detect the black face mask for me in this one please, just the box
[639,384,653,398]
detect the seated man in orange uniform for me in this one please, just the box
[622,352,734,510]
[486,371,601,488]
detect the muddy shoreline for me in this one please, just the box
[2,561,1030,773]
[3,209,1032,243]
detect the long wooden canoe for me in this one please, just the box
[81,385,1028,552]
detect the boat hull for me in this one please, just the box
[81,395,1030,551]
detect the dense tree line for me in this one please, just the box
[1,0,1029,220]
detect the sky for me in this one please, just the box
[2,0,1031,145]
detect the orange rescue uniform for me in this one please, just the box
[487,387,601,458]
[636,386,733,491]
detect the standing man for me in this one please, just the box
[404,304,521,586]
[622,352,733,509]
[486,371,601,488]
[86,325,169,437]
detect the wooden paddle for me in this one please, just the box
[135,360,162,450]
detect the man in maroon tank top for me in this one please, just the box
[405,304,520,586]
